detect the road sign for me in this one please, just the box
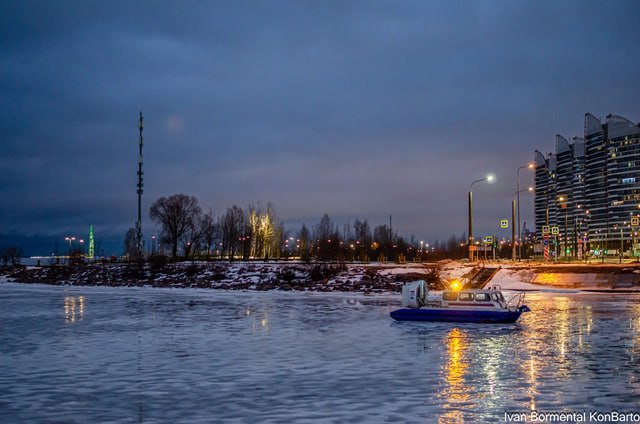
[632,217,639,227]
[551,226,559,235]
[500,219,509,229]
[542,225,550,235]
[484,235,493,244]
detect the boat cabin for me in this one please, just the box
[441,290,504,303]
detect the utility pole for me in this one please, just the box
[511,199,516,261]
[136,111,144,257]
[388,214,392,262]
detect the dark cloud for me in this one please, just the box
[2,0,640,254]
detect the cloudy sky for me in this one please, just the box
[2,0,639,254]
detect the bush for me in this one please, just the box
[425,265,442,289]
[309,264,343,281]
[149,255,168,274]
[278,269,296,282]
[184,263,204,277]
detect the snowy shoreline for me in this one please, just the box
[2,260,640,293]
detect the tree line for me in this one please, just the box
[123,193,471,262]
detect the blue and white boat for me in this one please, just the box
[390,280,530,323]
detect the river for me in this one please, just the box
[1,283,639,423]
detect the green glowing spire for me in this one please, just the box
[88,225,95,259]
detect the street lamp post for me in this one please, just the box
[513,186,534,261]
[64,236,75,265]
[516,163,534,260]
[468,174,495,261]
[511,198,516,261]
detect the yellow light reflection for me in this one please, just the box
[631,304,640,362]
[438,328,469,424]
[520,356,539,412]
[248,308,270,334]
[64,296,85,324]
[555,297,570,373]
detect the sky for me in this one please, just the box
[2,0,640,255]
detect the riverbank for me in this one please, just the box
[3,260,640,292]
[0,261,438,293]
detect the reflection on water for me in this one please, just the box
[245,306,270,334]
[1,286,640,423]
[64,296,85,324]
[439,328,469,424]
[427,293,640,422]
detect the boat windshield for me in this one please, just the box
[491,292,505,302]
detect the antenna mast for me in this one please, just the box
[136,111,144,256]
[88,225,95,259]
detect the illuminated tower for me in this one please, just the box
[88,225,95,259]
[136,111,144,256]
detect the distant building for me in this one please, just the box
[534,113,640,257]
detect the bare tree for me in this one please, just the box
[149,194,202,259]
[249,202,281,260]
[373,224,394,261]
[314,214,340,261]
[353,219,372,260]
[298,224,311,262]
[1,246,23,266]
[220,205,246,260]
[200,212,219,258]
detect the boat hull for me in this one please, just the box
[390,308,522,323]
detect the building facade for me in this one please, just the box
[535,113,640,257]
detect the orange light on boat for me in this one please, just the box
[449,279,463,291]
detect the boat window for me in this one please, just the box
[458,293,474,301]
[443,292,458,301]
[475,293,490,301]
[491,293,499,301]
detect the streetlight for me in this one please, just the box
[512,186,533,260]
[556,196,569,260]
[516,163,534,260]
[64,236,75,265]
[468,173,495,261]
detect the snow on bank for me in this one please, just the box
[488,267,640,293]
[489,268,561,291]
[4,260,640,294]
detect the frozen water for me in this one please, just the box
[1,283,639,423]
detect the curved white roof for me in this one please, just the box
[585,113,603,137]
[607,114,640,139]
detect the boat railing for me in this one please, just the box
[504,292,525,309]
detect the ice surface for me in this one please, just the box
[1,283,639,422]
